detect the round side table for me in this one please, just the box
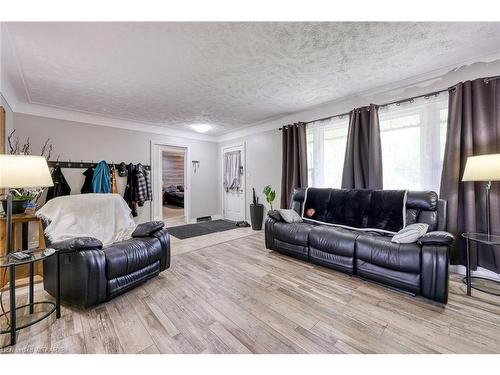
[462,233,500,297]
[0,248,60,347]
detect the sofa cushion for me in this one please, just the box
[104,236,163,279]
[309,226,359,257]
[272,222,314,246]
[356,233,421,273]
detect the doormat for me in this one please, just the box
[167,219,238,240]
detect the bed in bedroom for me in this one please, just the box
[163,185,185,208]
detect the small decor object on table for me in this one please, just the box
[462,233,500,297]
[249,187,264,230]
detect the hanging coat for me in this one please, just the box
[81,167,94,194]
[136,163,152,206]
[124,163,138,217]
[92,161,112,194]
[46,165,71,201]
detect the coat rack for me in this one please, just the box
[47,160,151,171]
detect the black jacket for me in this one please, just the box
[81,167,94,194]
[46,165,71,201]
[124,163,137,217]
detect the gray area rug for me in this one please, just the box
[167,219,238,240]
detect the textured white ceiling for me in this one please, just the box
[3,22,500,135]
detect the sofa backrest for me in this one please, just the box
[290,188,447,232]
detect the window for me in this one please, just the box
[305,93,449,192]
[306,116,349,188]
[379,94,448,193]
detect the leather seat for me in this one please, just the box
[104,237,163,279]
[272,222,314,246]
[309,226,359,272]
[356,233,421,273]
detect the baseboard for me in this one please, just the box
[187,214,223,224]
[450,264,500,281]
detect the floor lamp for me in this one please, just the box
[462,153,500,236]
[0,155,53,255]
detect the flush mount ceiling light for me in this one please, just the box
[190,124,212,133]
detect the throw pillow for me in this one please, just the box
[391,223,429,244]
[267,210,283,222]
[278,209,303,224]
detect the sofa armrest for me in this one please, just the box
[421,244,449,303]
[132,221,165,237]
[265,216,277,250]
[50,237,103,253]
[418,231,454,246]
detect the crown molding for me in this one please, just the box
[217,51,500,142]
[14,102,218,142]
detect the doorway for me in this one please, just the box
[151,142,190,227]
[221,143,246,222]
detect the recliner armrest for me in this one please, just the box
[132,221,165,237]
[418,231,454,246]
[50,237,103,253]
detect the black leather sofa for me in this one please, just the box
[42,221,171,308]
[265,188,454,303]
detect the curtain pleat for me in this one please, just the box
[440,77,500,271]
[341,104,383,189]
[281,122,307,208]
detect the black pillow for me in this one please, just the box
[267,210,283,222]
[177,185,184,192]
[132,221,165,237]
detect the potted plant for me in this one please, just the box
[1,191,35,215]
[249,188,264,230]
[263,185,276,210]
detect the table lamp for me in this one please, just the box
[0,155,53,254]
[462,153,500,236]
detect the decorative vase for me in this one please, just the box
[249,203,264,230]
[1,199,29,215]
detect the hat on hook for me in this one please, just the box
[118,162,128,177]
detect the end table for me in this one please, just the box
[0,248,60,347]
[462,232,500,296]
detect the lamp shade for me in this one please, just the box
[462,154,500,182]
[0,155,54,189]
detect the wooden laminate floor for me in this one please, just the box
[2,231,500,354]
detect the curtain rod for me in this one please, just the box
[279,75,500,130]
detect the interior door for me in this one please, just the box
[223,145,245,222]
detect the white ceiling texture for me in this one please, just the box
[2,22,500,136]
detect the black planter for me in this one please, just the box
[1,199,29,215]
[249,204,264,230]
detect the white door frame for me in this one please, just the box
[150,140,191,223]
[220,142,246,222]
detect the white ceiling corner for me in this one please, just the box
[2,22,500,140]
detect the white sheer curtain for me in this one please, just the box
[379,94,448,193]
[306,116,349,188]
[223,150,241,191]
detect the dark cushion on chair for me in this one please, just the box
[50,237,103,253]
[272,222,314,246]
[104,237,163,279]
[356,233,421,273]
[132,221,165,237]
[418,231,455,246]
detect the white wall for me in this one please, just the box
[13,113,220,224]
[218,59,500,220]
[1,93,14,150]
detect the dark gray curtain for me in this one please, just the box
[281,122,308,208]
[341,104,383,189]
[440,77,500,272]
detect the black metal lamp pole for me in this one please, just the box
[486,181,491,237]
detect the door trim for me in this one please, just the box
[150,140,191,224]
[220,142,246,222]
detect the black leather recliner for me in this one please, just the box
[265,189,454,303]
[42,221,170,308]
